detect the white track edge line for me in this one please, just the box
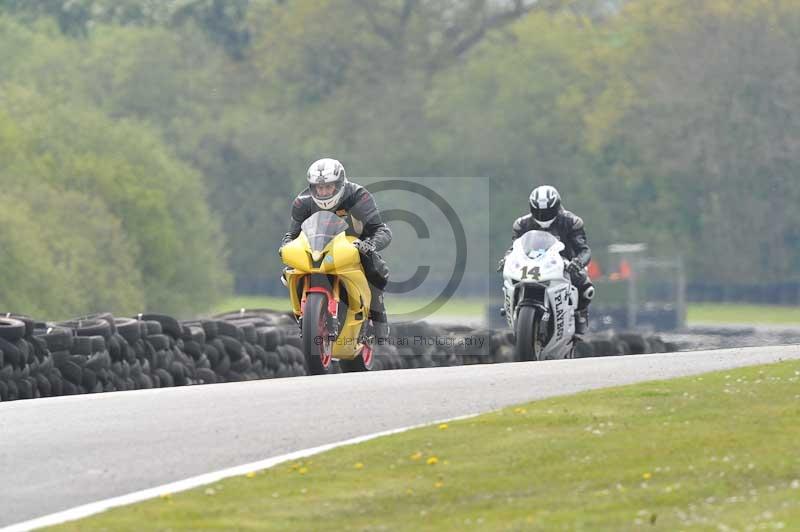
[1,413,479,532]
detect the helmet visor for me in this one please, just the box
[310,180,343,201]
[531,204,560,223]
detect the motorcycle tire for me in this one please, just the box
[515,306,542,362]
[301,292,334,375]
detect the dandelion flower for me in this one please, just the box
[439,423,449,430]
[354,462,365,470]
[299,467,309,475]
[642,472,652,480]
[434,481,444,489]
[245,472,257,479]
[427,457,439,466]
[410,451,423,461]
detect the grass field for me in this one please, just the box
[686,304,800,326]
[51,360,800,531]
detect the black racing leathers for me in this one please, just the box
[282,182,391,251]
[509,210,591,267]
[507,209,594,311]
[282,182,391,316]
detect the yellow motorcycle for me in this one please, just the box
[280,211,376,375]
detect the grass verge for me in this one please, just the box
[687,304,800,326]
[50,360,800,531]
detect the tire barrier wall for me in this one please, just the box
[0,310,680,402]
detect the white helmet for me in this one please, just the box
[307,158,347,210]
[529,185,562,228]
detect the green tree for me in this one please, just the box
[0,81,231,315]
[603,0,800,279]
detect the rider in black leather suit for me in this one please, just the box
[499,185,595,335]
[280,158,391,336]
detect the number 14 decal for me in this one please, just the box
[521,266,541,280]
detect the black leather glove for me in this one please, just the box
[353,239,376,255]
[566,258,584,275]
[496,257,506,272]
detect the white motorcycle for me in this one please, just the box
[502,231,578,361]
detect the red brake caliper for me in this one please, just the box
[361,344,373,367]
[318,311,331,368]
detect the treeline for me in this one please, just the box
[1,0,798,314]
[0,21,231,316]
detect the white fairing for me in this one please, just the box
[502,231,578,360]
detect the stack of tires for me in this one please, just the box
[0,311,307,402]
[0,315,64,401]
[384,321,684,364]
[580,333,679,359]
[207,311,309,379]
[0,308,684,403]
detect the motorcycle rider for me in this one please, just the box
[498,185,595,336]
[280,158,392,339]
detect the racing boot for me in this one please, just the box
[574,308,589,336]
[369,289,390,341]
[574,282,594,338]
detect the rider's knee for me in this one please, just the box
[582,285,595,302]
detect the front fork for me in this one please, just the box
[297,275,341,341]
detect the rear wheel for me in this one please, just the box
[302,293,334,375]
[515,306,542,362]
[339,343,374,372]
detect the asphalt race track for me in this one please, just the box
[2,345,799,527]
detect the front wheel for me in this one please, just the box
[302,292,334,375]
[515,306,542,362]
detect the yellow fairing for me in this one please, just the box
[282,233,371,360]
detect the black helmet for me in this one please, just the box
[529,185,562,228]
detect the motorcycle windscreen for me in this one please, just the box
[515,231,560,258]
[301,211,349,252]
